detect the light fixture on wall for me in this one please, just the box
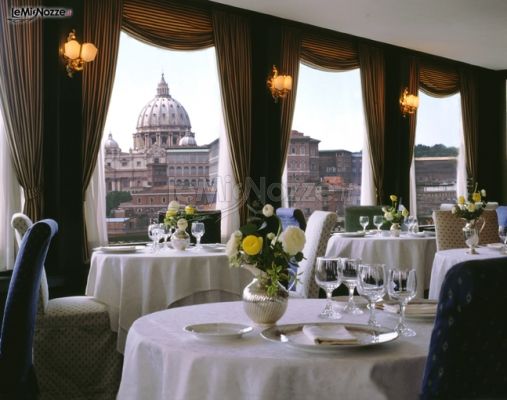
[400,88,419,117]
[267,65,292,102]
[61,30,97,78]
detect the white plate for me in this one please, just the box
[487,243,505,251]
[94,245,144,254]
[201,244,226,252]
[407,232,426,238]
[184,323,253,341]
[334,232,365,238]
[261,323,398,353]
[379,299,437,320]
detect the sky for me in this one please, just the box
[104,32,462,153]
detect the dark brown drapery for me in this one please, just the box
[212,10,252,225]
[358,44,386,204]
[419,59,459,97]
[0,0,43,221]
[122,0,213,50]
[82,0,122,260]
[406,56,420,167]
[279,26,302,172]
[300,31,359,71]
[459,68,479,181]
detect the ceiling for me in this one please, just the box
[213,0,507,71]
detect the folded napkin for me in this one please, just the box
[379,301,437,316]
[302,324,359,345]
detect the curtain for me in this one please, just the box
[406,56,420,167]
[123,0,213,50]
[419,59,459,97]
[212,10,252,225]
[279,26,302,173]
[459,68,479,182]
[300,31,359,71]
[82,0,122,261]
[0,0,43,221]
[358,44,386,204]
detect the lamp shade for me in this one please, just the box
[81,43,98,62]
[64,39,81,60]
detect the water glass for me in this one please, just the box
[314,257,342,319]
[147,221,164,252]
[387,268,417,337]
[191,222,205,249]
[338,258,363,314]
[499,226,507,253]
[373,215,384,236]
[357,263,385,327]
[359,216,369,233]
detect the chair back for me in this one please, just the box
[0,219,58,399]
[479,209,499,245]
[344,205,383,232]
[497,206,507,227]
[11,212,33,247]
[420,257,507,399]
[276,208,306,231]
[295,211,336,298]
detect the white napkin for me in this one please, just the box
[302,324,359,345]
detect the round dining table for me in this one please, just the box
[117,299,434,400]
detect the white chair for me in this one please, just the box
[11,213,122,400]
[292,211,337,298]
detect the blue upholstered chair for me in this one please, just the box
[497,206,507,227]
[276,207,307,231]
[0,219,58,400]
[420,257,507,399]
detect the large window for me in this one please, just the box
[286,64,366,222]
[412,91,463,222]
[103,33,225,242]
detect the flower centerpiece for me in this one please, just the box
[382,195,409,236]
[163,200,199,229]
[227,204,306,325]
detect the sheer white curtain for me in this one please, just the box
[84,143,108,253]
[409,158,417,218]
[360,127,376,205]
[0,108,21,270]
[456,125,467,199]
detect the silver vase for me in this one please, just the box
[242,277,289,327]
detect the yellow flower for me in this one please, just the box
[166,209,177,217]
[472,192,481,203]
[402,208,409,217]
[185,205,196,215]
[458,196,465,205]
[390,195,397,202]
[242,235,263,256]
[467,203,476,212]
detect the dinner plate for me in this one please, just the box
[487,243,505,251]
[94,245,144,254]
[378,299,438,320]
[201,244,226,253]
[261,323,398,353]
[334,232,365,238]
[184,323,253,342]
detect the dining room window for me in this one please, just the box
[102,32,227,243]
[284,64,366,221]
[411,91,464,223]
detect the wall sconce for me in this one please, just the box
[400,88,419,117]
[61,30,97,78]
[267,65,292,102]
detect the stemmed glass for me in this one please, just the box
[163,225,174,249]
[387,268,417,337]
[499,226,507,254]
[357,263,386,327]
[147,220,164,252]
[405,216,417,234]
[338,258,363,314]
[314,257,342,319]
[373,215,384,236]
[191,222,205,249]
[359,216,369,233]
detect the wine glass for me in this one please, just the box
[357,263,385,327]
[387,268,417,337]
[499,226,507,253]
[314,257,342,319]
[191,221,205,249]
[338,258,363,314]
[405,216,417,234]
[147,219,162,252]
[359,216,369,233]
[163,225,174,249]
[373,215,384,236]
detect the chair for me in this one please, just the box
[0,219,58,400]
[293,211,337,298]
[11,214,122,400]
[420,257,507,399]
[433,210,499,252]
[497,206,507,227]
[276,207,307,231]
[344,205,384,232]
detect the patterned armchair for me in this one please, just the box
[420,257,507,399]
[292,211,337,298]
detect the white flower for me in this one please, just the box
[266,232,275,240]
[226,232,242,258]
[467,203,476,212]
[177,218,188,230]
[451,205,458,214]
[279,226,305,256]
[168,200,180,210]
[384,212,394,221]
[481,189,487,197]
[262,204,274,218]
[233,230,243,239]
[382,206,387,213]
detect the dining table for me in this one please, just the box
[325,232,437,298]
[117,298,434,400]
[428,245,507,299]
[85,244,252,353]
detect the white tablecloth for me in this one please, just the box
[118,299,433,400]
[325,234,437,297]
[428,246,507,299]
[85,247,252,352]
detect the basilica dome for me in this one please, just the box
[136,74,191,132]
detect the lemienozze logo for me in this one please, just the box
[8,7,72,23]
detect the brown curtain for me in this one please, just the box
[358,44,386,204]
[419,59,459,96]
[279,26,302,172]
[0,0,43,221]
[300,31,359,71]
[459,68,479,181]
[82,0,122,260]
[406,56,420,166]
[123,0,213,50]
[212,10,252,225]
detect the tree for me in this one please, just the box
[106,191,132,217]
[414,144,458,157]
